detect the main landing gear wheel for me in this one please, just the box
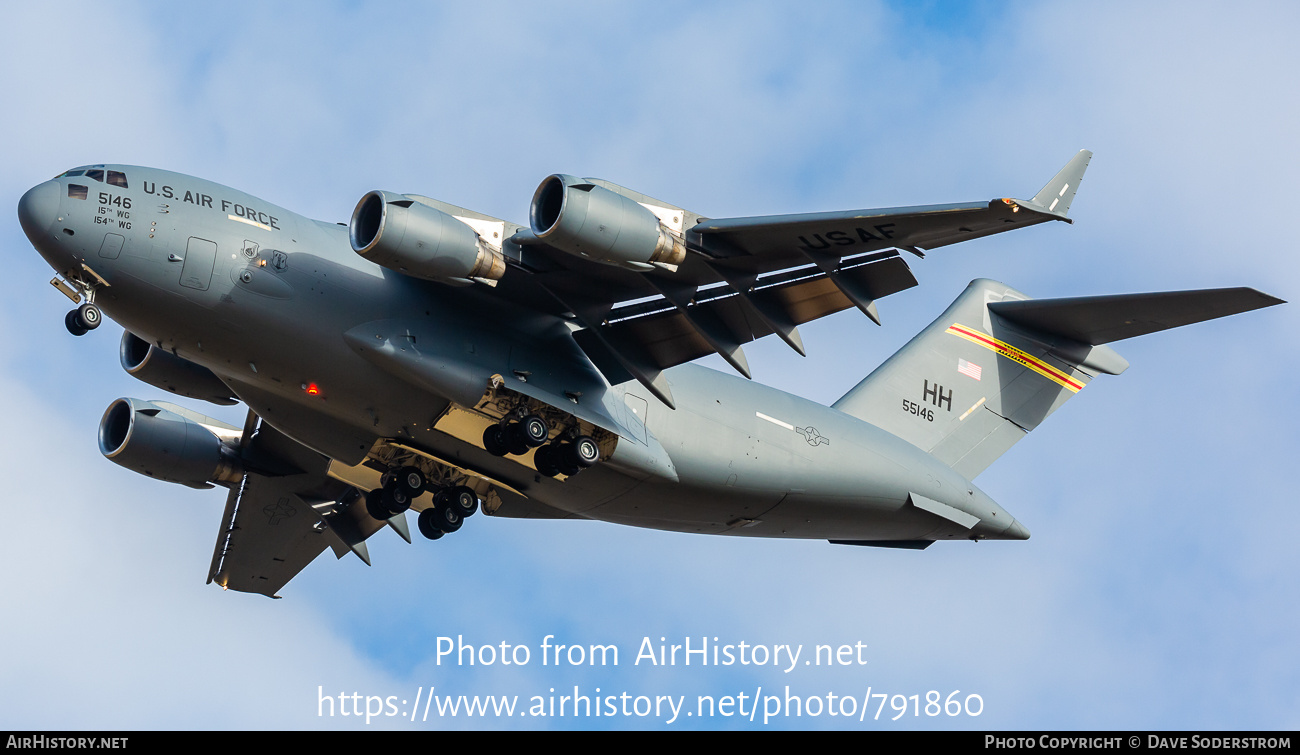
[537,435,600,478]
[534,444,561,478]
[430,500,463,533]
[417,509,445,540]
[64,303,102,336]
[364,489,389,521]
[517,414,549,447]
[444,485,479,518]
[483,424,508,457]
[504,422,532,456]
[570,435,600,468]
[552,442,581,477]
[381,481,412,515]
[394,465,426,497]
[487,415,551,457]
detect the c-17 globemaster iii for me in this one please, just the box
[17,151,1282,597]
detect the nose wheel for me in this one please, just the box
[64,303,102,336]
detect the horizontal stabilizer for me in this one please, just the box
[989,288,1285,345]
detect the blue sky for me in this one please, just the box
[1,1,1296,730]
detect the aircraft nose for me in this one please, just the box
[18,180,60,240]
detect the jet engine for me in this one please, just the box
[529,174,686,269]
[350,190,506,283]
[98,398,244,489]
[120,332,238,405]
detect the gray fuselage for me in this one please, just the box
[20,166,1027,544]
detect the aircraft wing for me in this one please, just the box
[690,149,1092,262]
[206,413,384,598]
[496,151,1091,407]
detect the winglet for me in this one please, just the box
[1030,149,1092,216]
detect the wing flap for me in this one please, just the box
[207,418,378,598]
[582,255,917,387]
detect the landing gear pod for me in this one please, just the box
[350,190,506,283]
[529,174,686,269]
[98,398,243,489]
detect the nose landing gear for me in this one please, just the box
[53,269,108,337]
[64,302,102,336]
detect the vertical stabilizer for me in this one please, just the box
[833,279,1102,479]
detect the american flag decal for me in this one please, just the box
[958,358,982,381]
[945,323,1085,393]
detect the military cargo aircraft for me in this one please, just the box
[17,151,1282,597]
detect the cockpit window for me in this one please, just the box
[107,170,127,188]
[61,169,86,177]
[68,184,89,200]
[85,169,104,183]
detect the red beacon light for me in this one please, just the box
[303,382,321,396]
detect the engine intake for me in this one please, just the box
[350,190,505,283]
[121,332,238,405]
[530,174,685,268]
[98,398,243,489]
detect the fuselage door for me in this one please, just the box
[98,233,124,260]
[623,393,649,443]
[180,236,217,290]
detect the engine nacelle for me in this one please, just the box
[98,398,244,489]
[120,332,238,406]
[529,174,686,268]
[350,190,505,283]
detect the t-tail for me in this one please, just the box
[834,279,1283,479]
